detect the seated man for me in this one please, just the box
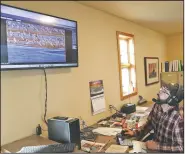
[125,83,184,153]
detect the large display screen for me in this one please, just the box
[1,4,78,70]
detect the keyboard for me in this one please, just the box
[17,143,76,153]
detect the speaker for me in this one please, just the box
[48,117,81,149]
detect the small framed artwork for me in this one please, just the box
[144,57,159,86]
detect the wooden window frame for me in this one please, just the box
[116,31,137,100]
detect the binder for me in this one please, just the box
[172,60,175,72]
[175,60,178,72]
[165,61,169,72]
[169,61,172,72]
[161,62,165,72]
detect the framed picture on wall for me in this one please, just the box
[144,57,159,86]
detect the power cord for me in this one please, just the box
[35,68,48,135]
[43,68,48,126]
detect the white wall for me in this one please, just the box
[1,1,167,145]
[167,33,183,61]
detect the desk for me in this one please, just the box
[1,135,116,153]
[138,101,153,108]
[2,102,153,153]
[1,135,84,153]
[1,135,56,153]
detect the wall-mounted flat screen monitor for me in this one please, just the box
[1,4,78,70]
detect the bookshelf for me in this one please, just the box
[161,60,183,72]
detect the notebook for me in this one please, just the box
[105,145,129,153]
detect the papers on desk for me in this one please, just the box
[138,118,147,128]
[134,112,149,117]
[92,127,122,136]
[129,140,147,153]
[81,140,105,153]
[136,106,149,113]
[105,145,129,153]
[1,149,10,153]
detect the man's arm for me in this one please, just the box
[134,104,157,137]
[156,119,184,153]
[157,143,183,153]
[133,119,152,137]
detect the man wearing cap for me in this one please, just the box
[125,83,184,153]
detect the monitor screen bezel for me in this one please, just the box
[1,4,79,70]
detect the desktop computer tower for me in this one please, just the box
[48,117,81,149]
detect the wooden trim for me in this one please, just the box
[132,37,138,94]
[121,64,135,68]
[119,38,130,41]
[133,66,138,95]
[117,31,134,37]
[121,92,138,100]
[116,31,137,101]
[116,32,124,100]
[144,57,159,86]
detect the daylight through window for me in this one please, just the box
[116,32,137,100]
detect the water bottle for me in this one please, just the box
[36,124,42,135]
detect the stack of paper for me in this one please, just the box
[105,145,129,153]
[136,106,149,112]
[92,127,122,136]
[81,140,105,153]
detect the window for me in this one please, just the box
[116,31,137,100]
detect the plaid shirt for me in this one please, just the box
[135,103,184,153]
